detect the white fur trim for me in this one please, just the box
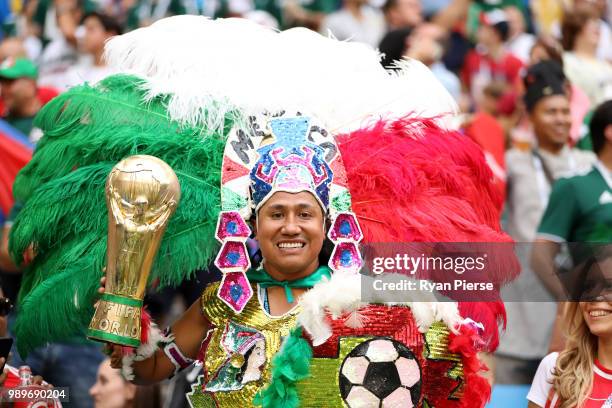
[104,16,457,134]
[297,273,463,345]
[121,354,136,381]
[120,322,171,381]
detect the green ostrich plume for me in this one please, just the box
[10,74,234,356]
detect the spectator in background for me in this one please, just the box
[574,0,612,63]
[0,58,45,140]
[36,0,85,89]
[528,35,591,148]
[527,299,612,407]
[381,0,421,31]
[498,61,595,385]
[463,81,509,204]
[533,99,612,284]
[530,101,612,360]
[404,22,461,101]
[461,9,524,108]
[504,5,535,64]
[319,0,385,47]
[0,37,30,61]
[561,4,612,106]
[90,359,162,408]
[0,38,58,120]
[59,11,121,90]
[378,22,462,104]
[10,0,44,61]
[32,0,95,44]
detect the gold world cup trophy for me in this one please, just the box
[87,155,180,347]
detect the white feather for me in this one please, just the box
[297,273,463,345]
[120,322,170,380]
[104,16,457,133]
[121,354,136,381]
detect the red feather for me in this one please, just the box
[459,301,507,351]
[449,325,492,408]
[338,117,519,350]
[140,307,151,345]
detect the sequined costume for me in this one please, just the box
[187,282,299,407]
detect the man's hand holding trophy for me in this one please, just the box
[88,155,180,357]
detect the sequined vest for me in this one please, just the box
[187,282,299,407]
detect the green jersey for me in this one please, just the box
[538,162,612,243]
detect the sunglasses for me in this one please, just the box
[0,298,13,317]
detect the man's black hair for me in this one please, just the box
[82,11,123,36]
[590,100,612,155]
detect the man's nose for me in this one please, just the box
[281,216,300,234]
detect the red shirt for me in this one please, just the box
[0,86,59,117]
[545,359,612,408]
[464,112,507,208]
[461,50,524,100]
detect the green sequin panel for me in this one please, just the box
[297,336,372,407]
[331,190,352,212]
[221,187,248,211]
[186,376,217,407]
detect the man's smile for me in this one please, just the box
[276,240,307,251]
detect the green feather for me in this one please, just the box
[10,74,233,356]
[253,327,312,408]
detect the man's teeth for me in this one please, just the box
[278,242,304,249]
[590,310,611,317]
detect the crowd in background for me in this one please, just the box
[0,0,611,407]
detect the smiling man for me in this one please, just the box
[104,113,360,407]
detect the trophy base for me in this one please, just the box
[87,293,143,347]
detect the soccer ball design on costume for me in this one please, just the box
[339,338,421,408]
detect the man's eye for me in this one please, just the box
[271,212,283,219]
[300,212,312,218]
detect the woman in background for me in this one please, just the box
[90,359,161,408]
[527,300,612,407]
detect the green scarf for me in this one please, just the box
[247,265,331,303]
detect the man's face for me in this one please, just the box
[0,38,26,62]
[476,25,500,49]
[390,0,422,28]
[504,6,524,37]
[0,77,36,114]
[406,23,443,64]
[530,95,571,149]
[580,18,601,49]
[255,191,325,276]
[82,16,112,55]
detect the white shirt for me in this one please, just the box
[527,352,558,406]
[58,60,117,91]
[320,6,385,48]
